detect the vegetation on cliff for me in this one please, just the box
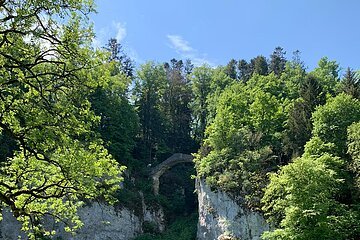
[1,1,360,239]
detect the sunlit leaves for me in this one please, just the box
[348,122,360,188]
[0,0,124,238]
[305,93,360,158]
[195,73,289,208]
[263,94,360,239]
[262,154,347,240]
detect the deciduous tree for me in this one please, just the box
[0,0,124,237]
[191,65,212,142]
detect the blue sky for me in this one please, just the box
[91,0,360,72]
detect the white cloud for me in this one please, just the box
[189,56,213,67]
[167,35,193,52]
[92,21,127,49]
[92,25,110,49]
[91,22,143,64]
[166,34,214,66]
[114,22,127,43]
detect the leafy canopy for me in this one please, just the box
[0,0,125,238]
[262,94,360,239]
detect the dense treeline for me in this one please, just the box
[114,43,360,238]
[193,54,360,239]
[1,1,360,239]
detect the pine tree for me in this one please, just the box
[250,55,268,76]
[269,47,287,76]
[340,67,360,99]
[224,59,238,79]
[238,59,252,82]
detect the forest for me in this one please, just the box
[0,1,360,240]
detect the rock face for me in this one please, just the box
[1,179,269,240]
[196,179,269,240]
[0,207,26,240]
[0,201,164,240]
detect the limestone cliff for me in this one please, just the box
[196,179,269,240]
[0,200,164,240]
[1,178,270,240]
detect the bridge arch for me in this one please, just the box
[150,153,194,195]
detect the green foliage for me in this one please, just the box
[195,55,360,239]
[134,214,197,240]
[104,38,134,77]
[263,94,360,240]
[205,67,235,124]
[269,47,287,77]
[339,67,360,99]
[131,53,360,238]
[196,73,290,208]
[205,83,249,151]
[283,75,326,157]
[0,0,124,238]
[133,62,169,163]
[311,57,340,95]
[2,8,357,237]
[115,188,143,216]
[348,122,360,188]
[262,154,356,240]
[158,164,197,219]
[142,221,160,235]
[250,55,268,76]
[163,59,195,153]
[281,59,306,100]
[191,65,212,142]
[90,50,138,169]
[134,59,196,164]
[224,59,238,80]
[238,59,252,82]
[249,89,284,136]
[305,93,360,158]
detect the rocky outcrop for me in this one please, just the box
[59,202,143,240]
[196,179,269,240]
[1,176,269,240]
[0,200,164,240]
[0,207,26,240]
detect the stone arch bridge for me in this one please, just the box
[150,153,194,195]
